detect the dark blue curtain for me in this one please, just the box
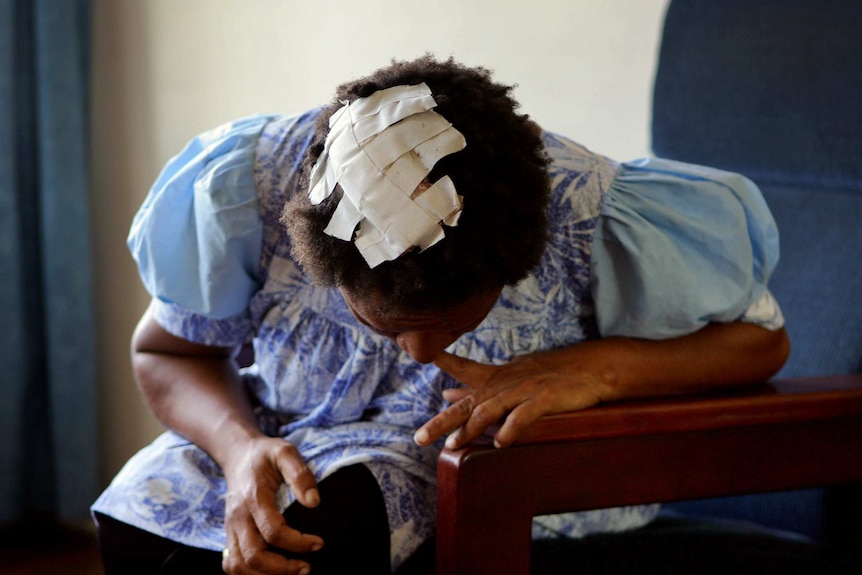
[0,0,97,524]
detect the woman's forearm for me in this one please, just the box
[592,322,791,403]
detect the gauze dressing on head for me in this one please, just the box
[308,83,466,268]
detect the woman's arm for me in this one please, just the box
[415,322,790,450]
[131,302,323,575]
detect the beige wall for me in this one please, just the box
[90,0,669,484]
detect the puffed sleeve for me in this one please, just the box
[128,115,272,345]
[590,157,784,340]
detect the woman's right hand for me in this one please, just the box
[221,435,324,575]
[131,309,323,573]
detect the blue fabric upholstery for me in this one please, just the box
[653,0,862,379]
[760,183,862,378]
[652,0,862,540]
[653,0,862,192]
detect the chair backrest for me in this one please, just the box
[652,0,862,378]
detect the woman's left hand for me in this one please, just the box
[414,348,610,450]
[413,323,791,450]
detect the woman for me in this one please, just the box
[92,56,789,575]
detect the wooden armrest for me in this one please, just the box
[513,374,862,444]
[436,374,862,575]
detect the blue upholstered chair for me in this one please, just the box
[652,0,862,545]
[435,1,862,573]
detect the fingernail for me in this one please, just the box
[299,566,311,575]
[311,541,323,552]
[445,434,458,449]
[414,429,429,445]
[305,488,320,507]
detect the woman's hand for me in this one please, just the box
[221,436,324,575]
[414,323,790,450]
[414,347,609,450]
[132,307,325,574]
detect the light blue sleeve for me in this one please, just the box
[127,115,272,321]
[590,157,783,339]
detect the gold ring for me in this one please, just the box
[222,548,230,559]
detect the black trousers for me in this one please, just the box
[95,464,396,575]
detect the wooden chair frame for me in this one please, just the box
[436,374,862,574]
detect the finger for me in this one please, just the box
[414,394,479,446]
[442,387,471,403]
[444,391,516,450]
[492,388,602,449]
[235,547,312,575]
[226,514,312,575]
[238,478,322,553]
[492,398,544,449]
[273,442,320,509]
[242,452,322,553]
[433,352,497,387]
[238,549,312,575]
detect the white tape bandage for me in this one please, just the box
[307,83,466,268]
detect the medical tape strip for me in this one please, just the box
[307,82,466,267]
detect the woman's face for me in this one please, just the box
[340,287,502,364]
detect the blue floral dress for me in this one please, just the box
[92,110,784,570]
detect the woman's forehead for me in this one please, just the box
[341,287,501,334]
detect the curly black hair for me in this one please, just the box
[281,55,551,311]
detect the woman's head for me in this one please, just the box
[282,55,551,311]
